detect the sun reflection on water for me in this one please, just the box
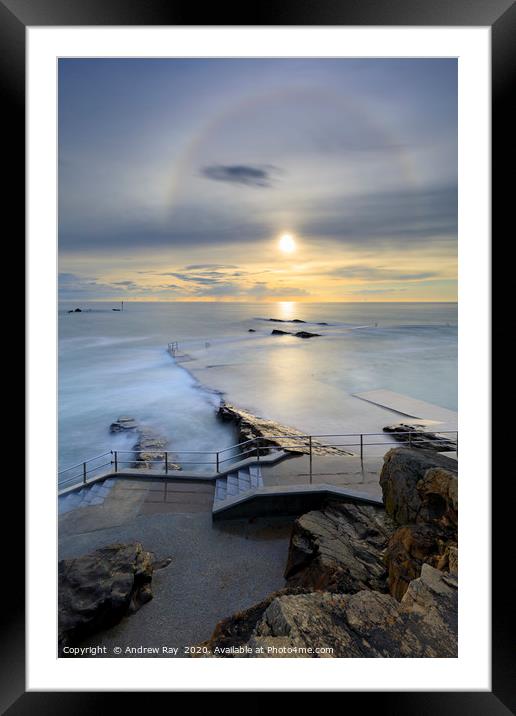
[277,301,296,320]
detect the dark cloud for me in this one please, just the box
[184,264,238,270]
[200,164,279,188]
[328,266,439,281]
[300,184,457,246]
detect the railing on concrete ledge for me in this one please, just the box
[58,430,458,492]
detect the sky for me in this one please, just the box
[58,58,457,303]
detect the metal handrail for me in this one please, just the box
[57,451,111,475]
[58,429,457,493]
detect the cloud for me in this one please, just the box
[200,164,279,188]
[300,184,457,246]
[328,265,439,282]
[184,264,238,270]
[59,182,456,254]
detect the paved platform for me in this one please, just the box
[353,389,458,431]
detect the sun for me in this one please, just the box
[278,233,296,254]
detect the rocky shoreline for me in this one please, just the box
[217,401,353,456]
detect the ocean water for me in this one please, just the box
[58,302,457,478]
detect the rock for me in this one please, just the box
[133,427,173,469]
[380,448,457,524]
[284,502,395,593]
[270,329,321,338]
[294,331,321,339]
[58,543,159,654]
[268,318,306,323]
[202,565,457,658]
[248,329,256,332]
[316,322,328,325]
[382,456,458,599]
[417,467,458,529]
[109,416,180,469]
[217,402,351,457]
[194,587,306,656]
[109,416,138,432]
[383,423,457,452]
[385,522,456,600]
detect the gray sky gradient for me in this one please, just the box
[58,58,457,302]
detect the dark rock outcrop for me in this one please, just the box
[109,416,138,432]
[270,329,321,338]
[109,416,180,470]
[383,423,457,452]
[217,402,351,456]
[284,502,395,593]
[268,318,306,323]
[295,331,321,339]
[380,448,457,525]
[58,543,166,654]
[248,329,256,332]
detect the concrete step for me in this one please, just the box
[249,465,263,488]
[215,477,227,502]
[226,472,240,497]
[59,479,115,514]
[237,469,251,493]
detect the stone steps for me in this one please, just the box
[58,478,115,515]
[213,465,263,511]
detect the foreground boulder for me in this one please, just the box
[417,467,458,529]
[58,543,165,654]
[381,449,458,599]
[284,502,395,593]
[385,522,456,600]
[380,448,457,524]
[200,565,457,658]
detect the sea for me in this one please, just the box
[58,302,457,480]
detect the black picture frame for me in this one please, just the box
[7,0,512,709]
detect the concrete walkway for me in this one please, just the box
[59,512,294,657]
[353,389,458,431]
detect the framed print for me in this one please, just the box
[4,0,513,708]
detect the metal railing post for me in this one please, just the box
[309,436,312,484]
[360,434,363,462]
[257,438,260,463]
[216,451,220,473]
[165,452,168,475]
[114,451,118,473]
[83,462,87,484]
[408,431,412,448]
